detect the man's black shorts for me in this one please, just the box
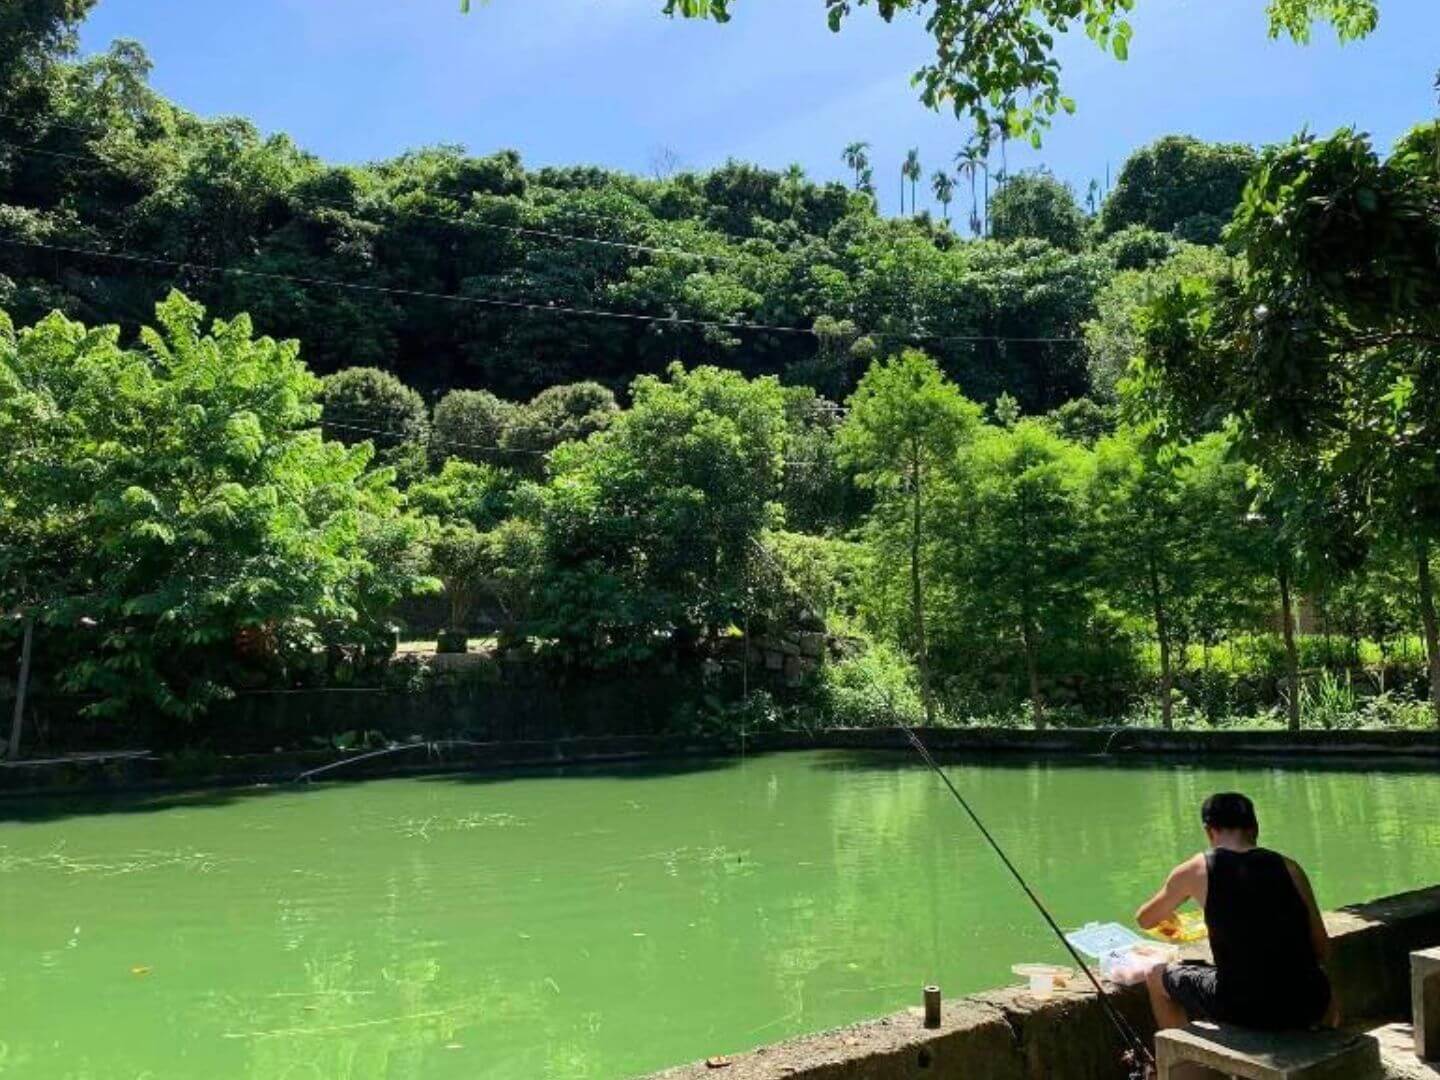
[1161,961,1222,1021]
[1160,960,1331,1029]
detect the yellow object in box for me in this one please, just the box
[1145,910,1207,944]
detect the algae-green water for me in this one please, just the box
[1,751,1437,1078]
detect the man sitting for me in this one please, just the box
[1135,791,1337,1033]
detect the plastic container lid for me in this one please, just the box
[1064,921,1146,960]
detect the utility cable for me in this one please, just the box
[0,137,1088,348]
[0,234,1086,347]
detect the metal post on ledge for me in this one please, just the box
[923,984,941,1028]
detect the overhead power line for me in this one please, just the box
[0,236,1087,346]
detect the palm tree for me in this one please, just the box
[842,142,871,191]
[1086,178,1101,217]
[859,164,876,205]
[985,120,1008,237]
[782,163,807,218]
[930,170,955,223]
[902,148,922,216]
[954,142,983,237]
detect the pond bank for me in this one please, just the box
[1,726,1438,799]
[648,883,1440,1080]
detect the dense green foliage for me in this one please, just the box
[0,293,434,724]
[5,5,1439,747]
[0,13,1296,420]
[988,171,1088,250]
[1100,136,1258,243]
[1134,122,1440,725]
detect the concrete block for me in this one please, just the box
[1156,1023,1381,1080]
[1415,947,1440,1061]
[1370,1022,1439,1079]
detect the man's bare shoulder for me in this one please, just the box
[1175,852,1208,877]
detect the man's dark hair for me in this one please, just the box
[1201,792,1258,832]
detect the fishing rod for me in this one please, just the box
[747,540,1154,1073]
[889,717,1154,1072]
[289,739,496,784]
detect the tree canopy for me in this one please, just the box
[0,292,433,723]
[656,0,1378,142]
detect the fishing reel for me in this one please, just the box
[1121,1047,1155,1080]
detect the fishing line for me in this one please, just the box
[289,739,496,784]
[748,539,1154,1070]
[891,720,1153,1066]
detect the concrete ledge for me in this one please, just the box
[1156,1023,1380,1079]
[3,726,1439,800]
[753,728,1440,759]
[648,885,1440,1080]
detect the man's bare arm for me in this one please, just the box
[1136,855,1203,930]
[1287,857,1340,1026]
[1285,858,1330,964]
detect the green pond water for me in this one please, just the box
[1,751,1437,1079]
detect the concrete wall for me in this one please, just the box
[648,884,1440,1080]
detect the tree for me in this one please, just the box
[1090,428,1193,727]
[319,366,430,477]
[987,170,1088,250]
[0,292,432,734]
[0,0,97,102]
[1100,135,1258,243]
[1099,225,1179,271]
[429,524,492,632]
[660,1,1378,143]
[430,388,519,468]
[902,148,922,216]
[838,351,982,724]
[943,419,1096,727]
[930,170,955,223]
[954,143,984,236]
[501,381,619,469]
[1132,124,1440,723]
[536,363,787,666]
[1083,242,1228,401]
[408,458,515,531]
[842,141,871,191]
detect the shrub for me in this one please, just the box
[320,367,429,476]
[818,642,925,728]
[430,389,519,467]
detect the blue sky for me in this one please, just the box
[80,0,1437,218]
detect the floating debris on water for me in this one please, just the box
[396,812,525,841]
[0,844,221,877]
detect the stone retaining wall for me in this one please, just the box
[2,726,1438,798]
[649,884,1440,1080]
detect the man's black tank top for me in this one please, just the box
[1205,846,1329,1028]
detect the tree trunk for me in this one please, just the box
[1148,554,1173,730]
[909,460,935,727]
[1416,540,1440,727]
[1278,562,1301,732]
[8,610,34,760]
[1021,620,1045,730]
